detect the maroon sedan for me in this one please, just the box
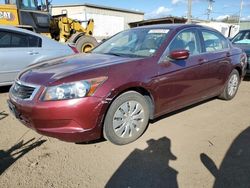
[8,24,247,145]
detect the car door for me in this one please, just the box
[199,29,232,95]
[154,28,209,116]
[0,29,42,85]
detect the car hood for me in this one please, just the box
[233,44,250,54]
[19,53,139,86]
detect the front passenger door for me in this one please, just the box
[155,28,209,116]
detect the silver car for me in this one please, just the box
[0,26,78,86]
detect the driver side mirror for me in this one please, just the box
[168,50,190,60]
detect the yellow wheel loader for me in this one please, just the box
[0,0,98,52]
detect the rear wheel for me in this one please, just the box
[75,36,98,53]
[219,69,240,100]
[103,91,150,145]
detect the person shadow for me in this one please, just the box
[0,111,8,121]
[105,137,178,188]
[200,126,250,188]
[0,138,46,175]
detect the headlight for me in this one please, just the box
[42,76,107,101]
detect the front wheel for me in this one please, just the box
[219,69,240,100]
[103,91,150,145]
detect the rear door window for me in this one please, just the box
[27,35,42,47]
[0,30,41,48]
[201,30,229,52]
[11,33,29,47]
[0,32,11,47]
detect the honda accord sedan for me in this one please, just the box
[8,24,247,145]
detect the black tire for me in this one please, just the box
[219,69,240,100]
[103,91,150,145]
[75,35,98,53]
[67,32,82,43]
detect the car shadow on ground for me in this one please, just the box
[200,126,250,188]
[0,86,11,94]
[243,76,250,81]
[76,137,106,145]
[105,137,178,188]
[0,138,46,175]
[0,111,8,120]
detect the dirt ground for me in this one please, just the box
[0,80,250,188]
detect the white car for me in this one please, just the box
[0,25,78,86]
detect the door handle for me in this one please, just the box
[198,58,208,65]
[27,51,39,55]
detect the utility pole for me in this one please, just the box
[187,0,192,23]
[207,0,215,21]
[238,0,243,25]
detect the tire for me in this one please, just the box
[67,32,82,43]
[219,69,240,100]
[75,35,98,53]
[103,91,150,145]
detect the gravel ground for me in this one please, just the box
[0,80,250,188]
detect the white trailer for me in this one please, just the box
[197,22,239,38]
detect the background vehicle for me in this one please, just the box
[8,24,246,145]
[231,29,250,75]
[0,0,98,52]
[0,25,78,86]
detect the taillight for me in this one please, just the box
[68,45,79,54]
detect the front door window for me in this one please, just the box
[168,29,201,56]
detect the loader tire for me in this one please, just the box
[75,36,98,53]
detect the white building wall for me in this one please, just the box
[197,22,240,38]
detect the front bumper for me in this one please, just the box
[8,88,108,143]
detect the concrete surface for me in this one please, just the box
[0,80,250,188]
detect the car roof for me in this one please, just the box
[130,23,224,37]
[0,25,44,37]
[0,25,69,48]
[131,23,222,33]
[134,24,204,30]
[238,29,250,32]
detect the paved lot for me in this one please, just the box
[0,80,250,188]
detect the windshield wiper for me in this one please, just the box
[103,52,123,57]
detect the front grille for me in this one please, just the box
[11,81,39,100]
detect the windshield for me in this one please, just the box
[20,0,38,10]
[232,30,250,45]
[92,28,170,58]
